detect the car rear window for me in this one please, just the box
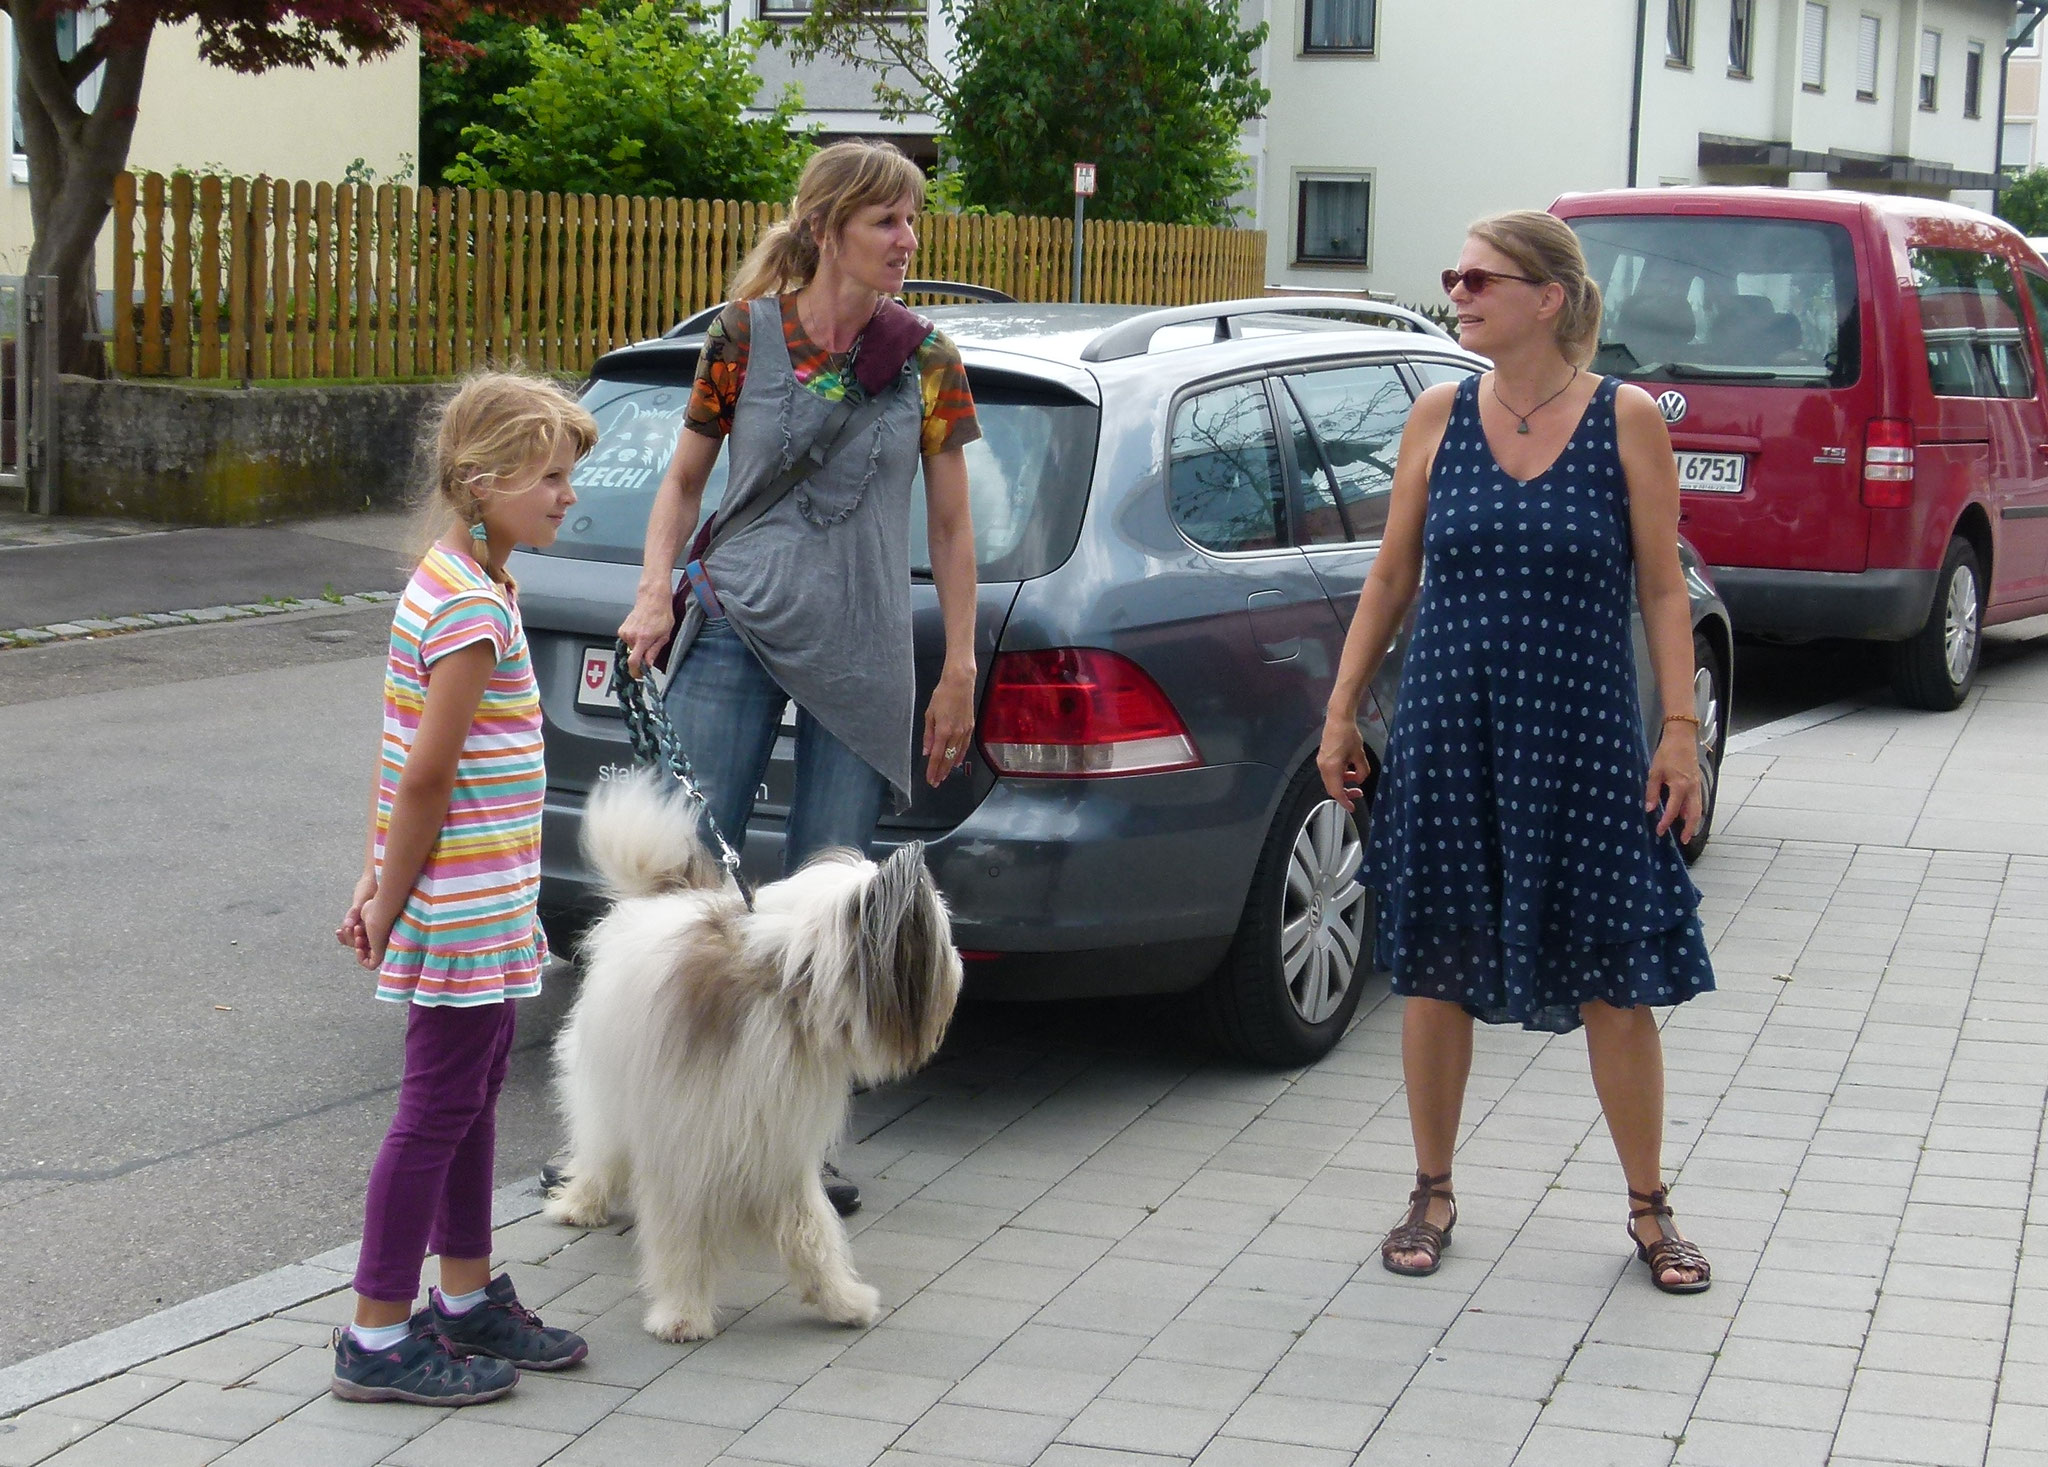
[542,366,1098,583]
[1569,215,1861,387]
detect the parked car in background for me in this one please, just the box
[1554,187,2048,710]
[516,294,1733,1066]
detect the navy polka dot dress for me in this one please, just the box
[1357,375,1715,1034]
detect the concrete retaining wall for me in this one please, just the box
[56,378,446,525]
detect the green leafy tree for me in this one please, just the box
[420,10,567,188]
[449,1,816,200]
[1998,168,2048,237]
[786,0,1268,225]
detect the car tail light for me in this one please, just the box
[1861,418,1915,508]
[979,648,1201,777]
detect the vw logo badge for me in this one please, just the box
[1655,389,1688,424]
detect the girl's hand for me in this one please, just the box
[922,669,977,787]
[1646,723,1703,842]
[618,591,675,677]
[337,870,378,964]
[357,890,403,971]
[1318,713,1370,812]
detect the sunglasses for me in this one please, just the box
[1441,267,1543,296]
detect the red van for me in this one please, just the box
[1551,187,2048,709]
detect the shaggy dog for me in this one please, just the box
[544,771,961,1342]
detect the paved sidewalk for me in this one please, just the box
[3,629,2046,1467]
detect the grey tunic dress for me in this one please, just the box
[701,295,927,808]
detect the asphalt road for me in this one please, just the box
[0,605,1907,1369]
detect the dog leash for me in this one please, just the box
[609,639,754,910]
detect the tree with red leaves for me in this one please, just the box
[9,0,581,373]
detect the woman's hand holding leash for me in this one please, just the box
[922,668,976,787]
[618,592,676,678]
[1645,723,1702,843]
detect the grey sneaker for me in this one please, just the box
[330,1320,517,1405]
[425,1274,588,1371]
[822,1162,861,1217]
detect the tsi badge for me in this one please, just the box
[1655,389,1688,424]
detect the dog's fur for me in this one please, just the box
[544,771,962,1341]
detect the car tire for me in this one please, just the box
[1890,536,1983,712]
[1202,762,1373,1067]
[1680,627,1726,867]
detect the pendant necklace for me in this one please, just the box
[1492,367,1580,434]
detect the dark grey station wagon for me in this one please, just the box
[515,294,1733,1066]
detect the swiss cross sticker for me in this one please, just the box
[584,653,609,692]
[1074,162,1097,196]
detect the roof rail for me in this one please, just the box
[661,279,1019,339]
[1078,296,1453,363]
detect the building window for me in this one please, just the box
[1295,173,1371,267]
[8,10,102,175]
[1304,0,1375,52]
[1965,41,1984,118]
[1920,29,1940,110]
[1667,0,1693,66]
[1728,0,1754,76]
[1801,2,1828,91]
[1856,14,1880,100]
[2005,120,2036,172]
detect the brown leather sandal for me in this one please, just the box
[1381,1170,1456,1277]
[1628,1186,1711,1294]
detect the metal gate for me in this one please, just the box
[0,275,61,515]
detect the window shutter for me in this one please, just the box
[1802,3,1828,87]
[1857,15,1881,96]
[1921,28,1940,79]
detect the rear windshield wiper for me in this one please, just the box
[1659,363,1800,382]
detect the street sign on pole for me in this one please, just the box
[1071,162,1096,303]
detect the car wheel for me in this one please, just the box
[539,902,592,962]
[1680,627,1725,867]
[1890,536,1983,712]
[1203,763,1373,1067]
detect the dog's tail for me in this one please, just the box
[582,768,736,900]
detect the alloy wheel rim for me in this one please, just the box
[1944,564,1981,687]
[1692,659,1721,832]
[1280,799,1369,1026]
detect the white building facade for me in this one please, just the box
[1257,0,2033,303]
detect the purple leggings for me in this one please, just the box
[353,1000,517,1303]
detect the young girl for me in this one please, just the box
[331,371,599,1406]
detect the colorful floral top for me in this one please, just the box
[685,295,981,459]
[373,545,548,1006]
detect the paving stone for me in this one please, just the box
[781,1368,952,1425]
[35,1423,227,1467]
[385,1416,576,1467]
[31,1376,177,1423]
[620,1365,794,1427]
[1103,1358,1262,1412]
[120,1382,303,1441]
[1188,1437,1351,1467]
[1352,1429,1516,1467]
[1218,1393,1384,1453]
[1669,1419,1831,1467]
[1035,1446,1192,1467]
[1060,1398,1231,1458]
[130,1334,295,1386]
[945,1360,1112,1417]
[209,1416,408,1467]
[1513,1424,1677,1466]
[1831,1410,1988,1467]
[730,1407,905,1467]
[892,1404,1063,1465]
[0,1413,98,1467]
[545,1413,738,1467]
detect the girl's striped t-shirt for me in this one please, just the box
[374,545,549,1005]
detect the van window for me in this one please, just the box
[1570,215,1861,387]
[1170,382,1287,554]
[1909,248,2036,399]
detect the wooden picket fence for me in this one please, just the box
[111,172,1267,381]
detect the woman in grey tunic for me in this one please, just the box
[618,141,980,871]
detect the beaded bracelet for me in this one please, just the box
[1662,712,1702,729]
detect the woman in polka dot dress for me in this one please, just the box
[1319,211,1714,1294]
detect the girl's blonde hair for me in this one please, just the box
[417,369,599,584]
[727,140,927,300]
[1466,210,1604,367]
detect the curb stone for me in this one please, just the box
[0,591,397,650]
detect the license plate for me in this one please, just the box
[1675,451,1746,494]
[577,647,620,710]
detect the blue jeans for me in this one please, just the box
[662,618,889,875]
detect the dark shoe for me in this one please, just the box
[1380,1170,1456,1277]
[330,1320,517,1405]
[822,1162,861,1217]
[426,1274,589,1371]
[1628,1186,1712,1294]
[539,1160,570,1197]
